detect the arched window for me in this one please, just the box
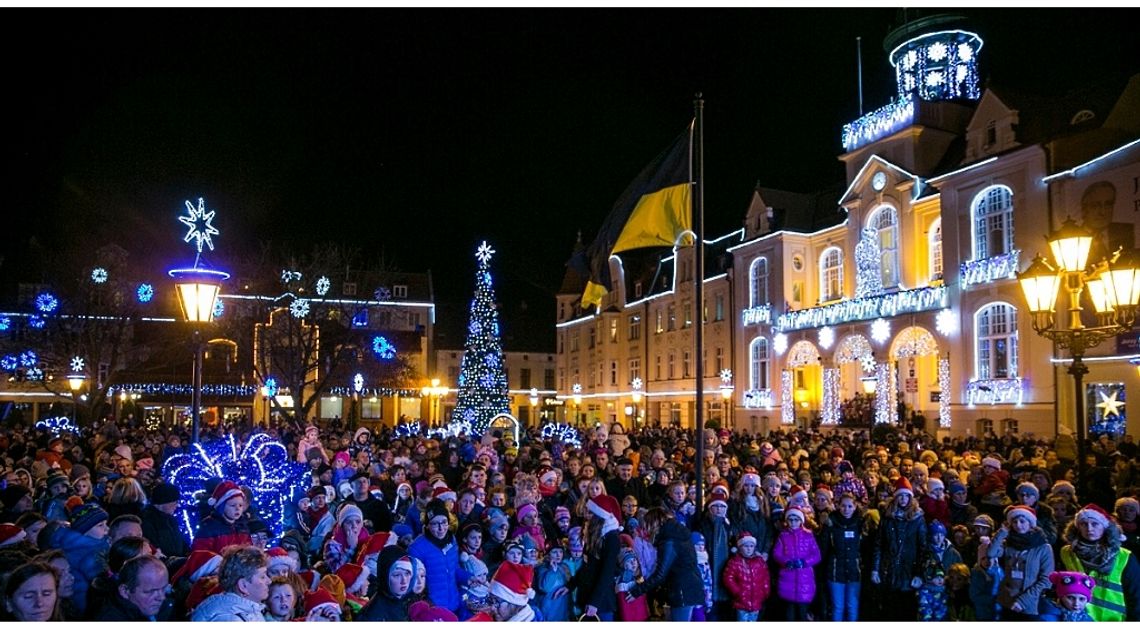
[750,337,770,390]
[820,247,844,302]
[972,186,1014,260]
[870,205,900,288]
[975,302,1019,379]
[750,257,769,307]
[929,218,943,281]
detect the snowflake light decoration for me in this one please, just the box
[264,377,278,397]
[28,315,45,329]
[773,332,788,355]
[280,270,302,284]
[374,286,391,301]
[91,267,108,283]
[631,377,643,391]
[475,241,496,265]
[315,276,331,296]
[861,353,877,374]
[819,326,835,350]
[163,434,309,541]
[0,317,8,331]
[36,416,80,437]
[213,298,225,319]
[179,197,220,253]
[936,308,957,336]
[26,367,44,381]
[19,350,38,368]
[928,41,948,62]
[289,298,310,319]
[540,422,582,448]
[137,283,154,303]
[0,355,16,371]
[35,293,59,313]
[957,43,973,62]
[353,373,364,394]
[925,71,945,88]
[70,356,85,372]
[572,383,582,395]
[372,335,396,360]
[392,421,422,440]
[719,369,733,385]
[871,318,891,344]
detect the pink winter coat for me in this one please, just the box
[772,527,821,604]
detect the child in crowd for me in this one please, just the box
[945,563,974,620]
[722,531,771,621]
[970,538,1004,620]
[615,547,649,621]
[692,532,714,621]
[928,520,963,573]
[917,560,949,621]
[1040,571,1095,622]
[534,544,572,621]
[773,506,820,621]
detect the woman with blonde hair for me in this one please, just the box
[105,477,147,520]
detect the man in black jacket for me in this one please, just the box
[141,482,189,558]
[605,458,648,506]
[345,471,393,533]
[95,555,174,621]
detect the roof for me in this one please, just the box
[755,183,846,233]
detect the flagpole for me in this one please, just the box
[693,93,706,512]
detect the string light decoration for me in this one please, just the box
[889,29,982,102]
[162,433,309,542]
[425,421,473,440]
[842,96,915,152]
[966,378,1024,406]
[35,293,59,313]
[179,197,220,253]
[289,298,310,319]
[374,286,391,301]
[70,356,85,372]
[0,355,15,371]
[145,414,164,432]
[719,369,732,385]
[874,362,894,423]
[891,326,939,358]
[961,250,1020,287]
[1089,382,1126,436]
[137,283,155,303]
[108,383,260,396]
[392,421,422,439]
[821,367,841,424]
[26,367,44,381]
[773,333,789,355]
[540,422,582,447]
[0,316,9,331]
[371,336,397,360]
[854,228,883,297]
[935,308,957,336]
[834,334,873,365]
[29,315,45,329]
[19,350,38,368]
[818,326,835,350]
[938,357,952,428]
[315,276,331,296]
[743,388,773,409]
[780,371,795,424]
[212,298,224,319]
[775,285,946,332]
[353,373,364,394]
[871,318,891,344]
[452,241,510,435]
[786,341,821,368]
[326,385,421,398]
[91,267,108,283]
[281,270,303,284]
[35,416,80,436]
[741,305,771,325]
[861,354,877,374]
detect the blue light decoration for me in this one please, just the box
[371,335,396,360]
[179,197,220,253]
[36,416,80,436]
[289,298,309,319]
[452,242,510,436]
[108,382,260,396]
[91,267,108,284]
[28,315,45,330]
[25,367,44,381]
[1088,382,1126,437]
[539,422,582,448]
[0,355,16,371]
[264,377,278,397]
[0,317,9,331]
[19,350,38,368]
[162,433,309,541]
[213,298,225,319]
[35,293,59,313]
[352,310,368,328]
[374,286,391,301]
[842,96,915,152]
[137,283,155,303]
[392,420,422,440]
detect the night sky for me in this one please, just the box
[4,8,1138,350]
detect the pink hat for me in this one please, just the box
[516,503,538,522]
[1049,571,1095,600]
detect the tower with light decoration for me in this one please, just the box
[451,241,510,435]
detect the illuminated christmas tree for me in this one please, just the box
[452,241,510,435]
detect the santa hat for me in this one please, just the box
[1051,480,1076,495]
[356,531,398,563]
[432,485,457,502]
[516,503,538,523]
[489,561,535,607]
[706,497,728,509]
[735,531,757,548]
[784,506,806,522]
[927,478,944,493]
[1075,503,1113,528]
[814,484,834,500]
[788,484,808,501]
[1049,571,1095,600]
[297,569,322,592]
[0,523,27,547]
[303,588,341,617]
[539,468,559,486]
[335,563,370,594]
[982,456,1002,470]
[135,457,155,471]
[208,481,244,511]
[1005,505,1038,527]
[172,550,223,584]
[409,600,459,622]
[893,476,913,497]
[710,481,731,498]
[831,446,845,459]
[337,504,363,527]
[267,547,299,574]
[586,494,622,527]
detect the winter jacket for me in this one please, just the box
[534,561,572,621]
[949,500,979,527]
[920,496,951,528]
[772,527,821,604]
[731,499,775,557]
[628,519,704,608]
[191,591,267,622]
[722,553,771,612]
[47,524,109,616]
[988,526,1053,615]
[94,591,175,621]
[357,546,412,621]
[407,533,470,613]
[872,507,928,592]
[191,513,252,554]
[141,504,189,558]
[820,511,863,583]
[577,529,621,614]
[929,537,964,574]
[696,512,739,602]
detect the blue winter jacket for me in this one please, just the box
[48,525,109,616]
[407,533,470,612]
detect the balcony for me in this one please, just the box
[960,250,1020,288]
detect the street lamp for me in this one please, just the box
[67,373,85,425]
[718,370,733,430]
[528,387,539,426]
[260,385,271,426]
[169,266,229,444]
[572,383,583,426]
[422,378,447,427]
[1017,217,1140,476]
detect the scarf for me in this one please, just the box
[1070,537,1116,573]
[744,495,760,512]
[695,549,709,565]
[1006,528,1047,551]
[428,530,455,551]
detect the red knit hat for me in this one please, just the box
[432,485,457,502]
[488,561,535,607]
[410,599,459,621]
[893,476,914,496]
[0,523,26,548]
[208,481,244,511]
[586,494,622,525]
[172,550,223,584]
[355,531,397,563]
[303,588,341,617]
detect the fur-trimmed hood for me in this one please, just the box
[1063,517,1124,552]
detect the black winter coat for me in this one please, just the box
[141,504,189,558]
[873,508,928,592]
[820,512,863,583]
[358,546,412,621]
[93,592,175,621]
[576,529,621,613]
[731,501,775,557]
[629,519,705,608]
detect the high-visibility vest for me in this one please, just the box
[1060,545,1131,621]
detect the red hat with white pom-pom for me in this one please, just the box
[488,561,535,607]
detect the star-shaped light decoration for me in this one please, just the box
[372,335,396,360]
[475,241,496,265]
[819,326,835,350]
[137,283,155,303]
[861,353,877,374]
[935,309,957,336]
[70,356,85,372]
[773,333,788,355]
[572,383,582,394]
[631,377,643,391]
[179,198,219,253]
[289,298,310,319]
[719,369,733,385]
[91,267,108,284]
[315,276,331,296]
[1097,389,1125,417]
[212,298,225,319]
[871,318,891,344]
[353,373,364,394]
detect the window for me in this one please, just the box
[871,206,899,288]
[750,257,769,307]
[609,318,618,342]
[972,186,1014,260]
[545,369,555,389]
[929,218,943,281]
[588,327,596,349]
[682,351,691,378]
[715,293,724,321]
[715,347,724,373]
[985,121,996,147]
[750,338,770,389]
[628,314,641,340]
[628,358,640,383]
[634,281,643,298]
[558,334,564,354]
[393,285,407,298]
[597,363,604,387]
[520,368,531,388]
[667,305,676,331]
[975,302,1019,379]
[570,332,579,352]
[655,355,662,380]
[343,282,357,296]
[610,361,618,385]
[559,302,565,321]
[655,309,663,334]
[820,247,844,302]
[668,352,676,379]
[682,300,692,328]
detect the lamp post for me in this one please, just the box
[572,383,583,427]
[631,377,643,428]
[260,385,271,427]
[422,378,447,427]
[169,267,229,444]
[67,373,86,425]
[528,387,539,427]
[1017,217,1140,477]
[718,370,733,430]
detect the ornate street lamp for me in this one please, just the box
[631,377,643,426]
[170,267,228,444]
[1018,217,1140,475]
[67,372,86,425]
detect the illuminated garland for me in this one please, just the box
[0,317,8,331]
[326,385,422,397]
[890,30,982,102]
[892,326,940,358]
[960,250,1020,288]
[786,341,820,368]
[741,305,771,326]
[108,383,260,396]
[743,388,773,409]
[818,326,835,350]
[871,318,891,344]
[392,421,422,439]
[19,350,38,368]
[775,286,946,332]
[162,433,309,541]
[29,315,45,329]
[316,276,331,296]
[36,416,80,436]
[821,367,841,425]
[780,371,794,424]
[874,362,894,423]
[966,378,1024,405]
[854,227,883,297]
[842,96,915,152]
[834,334,873,365]
[539,422,582,447]
[773,333,788,355]
[289,298,310,319]
[938,357,951,428]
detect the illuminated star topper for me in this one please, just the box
[179,197,220,253]
[1097,389,1125,418]
[475,241,496,265]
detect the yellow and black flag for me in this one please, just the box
[574,124,694,308]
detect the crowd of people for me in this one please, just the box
[1,414,1139,622]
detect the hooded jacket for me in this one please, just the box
[191,591,267,622]
[407,529,469,612]
[628,518,704,608]
[773,526,821,604]
[357,546,412,621]
[191,512,252,554]
[47,524,109,616]
[872,505,928,592]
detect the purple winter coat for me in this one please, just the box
[772,527,821,604]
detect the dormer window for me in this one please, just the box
[985,121,997,147]
[1070,109,1096,125]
